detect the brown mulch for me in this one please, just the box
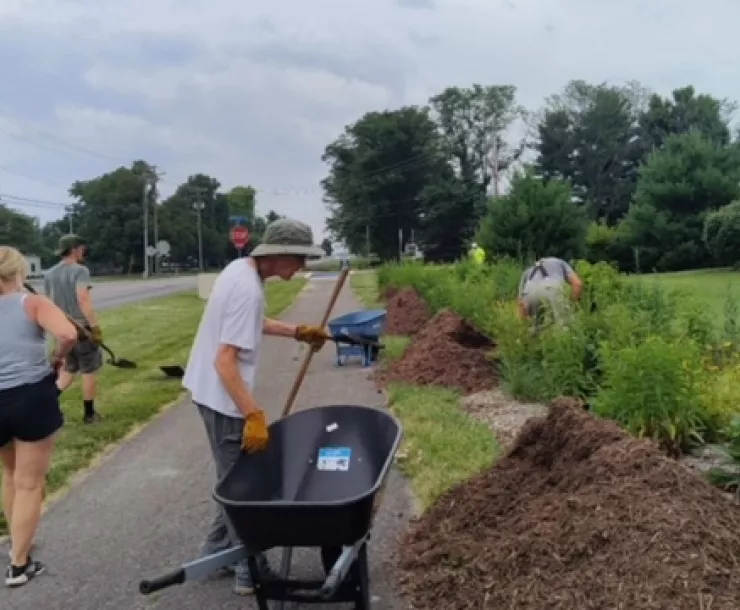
[385,287,431,336]
[382,309,498,394]
[398,397,740,610]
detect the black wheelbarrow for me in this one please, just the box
[139,404,403,609]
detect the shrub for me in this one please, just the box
[706,416,740,493]
[376,258,738,452]
[703,200,740,267]
[592,335,709,455]
[476,169,587,261]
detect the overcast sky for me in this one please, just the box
[0,0,738,241]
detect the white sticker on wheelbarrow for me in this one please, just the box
[317,447,351,471]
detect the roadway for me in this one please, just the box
[27,276,198,310]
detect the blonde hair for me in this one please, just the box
[0,246,29,294]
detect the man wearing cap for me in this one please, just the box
[44,234,104,423]
[182,218,330,596]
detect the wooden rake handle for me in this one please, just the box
[281,268,350,419]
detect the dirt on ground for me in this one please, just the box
[382,309,498,394]
[461,389,548,451]
[385,287,431,336]
[399,397,740,609]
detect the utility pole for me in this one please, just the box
[194,201,205,271]
[141,166,165,278]
[142,174,150,279]
[151,167,165,274]
[365,224,370,256]
[491,135,500,198]
[191,188,206,272]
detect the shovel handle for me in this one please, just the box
[24,282,118,363]
[281,268,350,419]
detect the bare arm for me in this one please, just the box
[516,298,529,319]
[76,285,99,327]
[567,273,583,301]
[214,345,260,416]
[26,295,77,357]
[263,317,298,338]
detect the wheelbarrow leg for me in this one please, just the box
[248,555,271,610]
[352,542,371,610]
[273,547,294,610]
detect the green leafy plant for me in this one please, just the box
[592,335,709,456]
[706,416,740,495]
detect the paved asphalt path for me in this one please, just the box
[2,276,412,609]
[27,276,199,310]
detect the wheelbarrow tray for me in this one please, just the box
[327,310,387,367]
[327,309,386,342]
[214,404,402,552]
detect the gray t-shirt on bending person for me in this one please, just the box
[518,257,575,298]
[43,261,92,325]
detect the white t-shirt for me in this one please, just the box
[183,259,265,419]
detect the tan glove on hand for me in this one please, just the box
[90,325,104,346]
[295,325,330,350]
[242,410,269,453]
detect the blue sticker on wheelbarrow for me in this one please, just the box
[317,447,351,472]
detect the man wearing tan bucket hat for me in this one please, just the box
[183,217,329,596]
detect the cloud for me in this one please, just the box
[397,0,436,8]
[0,0,740,238]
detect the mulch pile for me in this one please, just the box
[399,398,740,609]
[385,287,431,336]
[383,309,498,394]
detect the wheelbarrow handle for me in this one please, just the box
[139,568,186,595]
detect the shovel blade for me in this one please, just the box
[160,365,185,378]
[110,358,138,369]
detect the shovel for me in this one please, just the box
[160,365,185,379]
[328,332,385,350]
[24,283,138,370]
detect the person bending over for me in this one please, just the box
[517,256,583,330]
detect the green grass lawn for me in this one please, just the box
[350,272,382,308]
[0,278,306,534]
[629,268,740,324]
[388,384,498,511]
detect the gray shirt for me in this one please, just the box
[518,257,575,297]
[0,293,51,390]
[44,261,92,325]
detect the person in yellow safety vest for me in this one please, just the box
[469,242,485,265]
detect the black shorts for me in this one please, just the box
[0,374,64,447]
[65,338,103,375]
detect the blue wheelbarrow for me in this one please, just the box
[327,309,386,367]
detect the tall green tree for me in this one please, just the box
[159,174,230,268]
[638,85,734,153]
[703,201,740,267]
[535,80,643,224]
[476,168,587,261]
[227,186,256,218]
[620,132,740,271]
[323,106,450,260]
[0,204,46,256]
[430,84,524,196]
[66,160,156,272]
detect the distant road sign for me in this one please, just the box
[156,240,171,256]
[230,225,249,249]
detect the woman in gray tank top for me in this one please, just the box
[0,246,78,587]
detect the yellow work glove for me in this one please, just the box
[242,410,269,453]
[295,325,330,350]
[89,325,104,346]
